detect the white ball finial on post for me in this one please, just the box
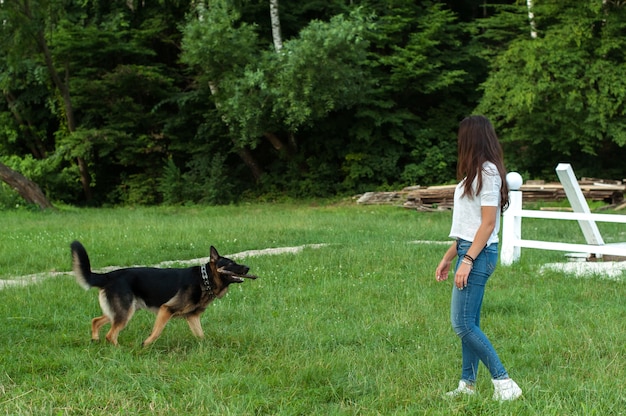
[506,171,523,190]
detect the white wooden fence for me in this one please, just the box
[500,164,626,265]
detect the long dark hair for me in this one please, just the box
[457,115,509,212]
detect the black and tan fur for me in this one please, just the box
[71,240,257,347]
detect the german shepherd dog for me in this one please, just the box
[71,240,258,347]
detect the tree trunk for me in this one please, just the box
[236,148,264,182]
[266,0,295,153]
[526,0,537,39]
[22,0,93,202]
[38,35,92,201]
[264,132,284,151]
[208,82,264,181]
[269,0,283,52]
[0,162,54,209]
[4,92,47,159]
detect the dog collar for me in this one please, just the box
[200,264,213,292]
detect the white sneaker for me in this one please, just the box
[492,378,522,401]
[445,380,475,397]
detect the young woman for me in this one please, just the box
[435,115,522,401]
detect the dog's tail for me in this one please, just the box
[71,240,107,290]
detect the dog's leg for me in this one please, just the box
[104,314,134,346]
[186,314,205,338]
[103,307,135,346]
[91,315,110,341]
[142,305,174,347]
[105,322,125,346]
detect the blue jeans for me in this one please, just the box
[450,239,509,384]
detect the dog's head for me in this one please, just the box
[208,246,257,297]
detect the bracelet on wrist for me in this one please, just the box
[461,259,473,267]
[463,254,475,264]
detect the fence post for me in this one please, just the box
[555,163,604,257]
[501,172,523,265]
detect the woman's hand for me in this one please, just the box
[436,259,452,282]
[454,262,471,289]
[436,243,457,282]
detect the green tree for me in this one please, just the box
[338,0,481,191]
[181,1,373,196]
[0,0,80,204]
[0,0,97,200]
[1,0,190,205]
[477,1,626,178]
[52,1,188,204]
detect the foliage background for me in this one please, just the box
[1,0,625,206]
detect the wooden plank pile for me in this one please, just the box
[520,178,625,206]
[355,178,626,211]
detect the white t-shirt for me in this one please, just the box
[449,162,501,246]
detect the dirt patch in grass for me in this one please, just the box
[0,244,328,290]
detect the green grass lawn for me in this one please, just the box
[1,203,625,415]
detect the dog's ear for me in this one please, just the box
[210,246,219,263]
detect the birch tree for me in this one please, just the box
[526,0,537,38]
[269,0,283,52]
